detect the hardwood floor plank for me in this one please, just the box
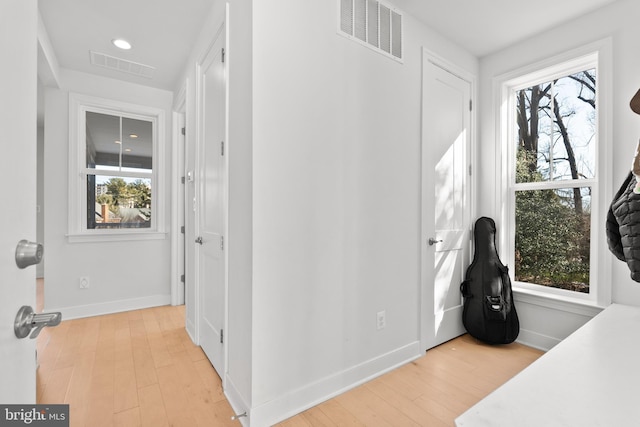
[347,386,422,426]
[395,364,479,413]
[365,377,450,427]
[183,339,207,362]
[163,329,186,355]
[299,406,336,426]
[78,318,101,352]
[114,351,138,413]
[314,400,366,426]
[138,384,169,427]
[412,394,463,425]
[141,311,161,335]
[409,355,496,399]
[192,359,227,404]
[86,370,116,427]
[129,319,147,339]
[114,407,141,427]
[39,366,73,406]
[334,388,395,426]
[206,400,239,427]
[132,344,158,389]
[368,370,423,401]
[64,351,95,427]
[279,415,313,427]
[156,364,199,427]
[147,333,173,369]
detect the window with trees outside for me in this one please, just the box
[69,94,164,240]
[86,112,153,230]
[503,49,607,302]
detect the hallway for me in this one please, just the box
[37,305,236,426]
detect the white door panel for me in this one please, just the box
[422,55,472,350]
[0,0,38,403]
[197,26,227,380]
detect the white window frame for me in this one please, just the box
[496,39,612,309]
[68,93,166,242]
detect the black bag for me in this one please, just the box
[460,217,519,344]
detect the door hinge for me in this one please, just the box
[469,99,472,111]
[220,329,224,344]
[469,164,472,176]
[181,176,185,184]
[181,225,185,234]
[180,274,185,283]
[181,127,186,136]
[221,48,225,63]
[220,236,225,251]
[221,141,225,156]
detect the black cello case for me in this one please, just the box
[460,217,519,344]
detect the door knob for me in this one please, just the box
[15,240,43,269]
[14,306,61,339]
[428,237,443,246]
[195,236,203,245]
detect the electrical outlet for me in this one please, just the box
[377,310,386,330]
[79,276,90,289]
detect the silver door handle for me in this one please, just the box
[14,306,61,339]
[428,237,443,246]
[195,236,203,245]
[15,240,43,269]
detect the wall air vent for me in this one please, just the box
[90,51,155,79]
[339,0,403,61]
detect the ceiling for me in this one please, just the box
[394,0,620,57]
[38,0,620,92]
[38,0,212,91]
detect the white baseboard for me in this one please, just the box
[516,328,561,352]
[225,376,251,427]
[249,341,422,427]
[47,294,171,320]
[186,317,197,344]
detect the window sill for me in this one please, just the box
[513,286,606,317]
[67,231,168,243]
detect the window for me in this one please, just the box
[499,41,611,305]
[69,94,165,241]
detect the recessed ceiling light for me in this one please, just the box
[129,134,138,139]
[114,140,122,145]
[125,148,132,152]
[112,39,132,50]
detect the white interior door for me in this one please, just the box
[0,0,38,403]
[177,110,186,305]
[197,28,227,379]
[421,54,472,350]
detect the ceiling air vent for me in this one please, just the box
[90,51,155,79]
[339,0,403,61]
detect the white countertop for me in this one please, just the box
[456,303,640,427]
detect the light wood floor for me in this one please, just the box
[37,303,543,427]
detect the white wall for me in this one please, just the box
[478,0,640,349]
[250,1,477,424]
[181,1,478,424]
[225,0,254,416]
[43,69,173,319]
